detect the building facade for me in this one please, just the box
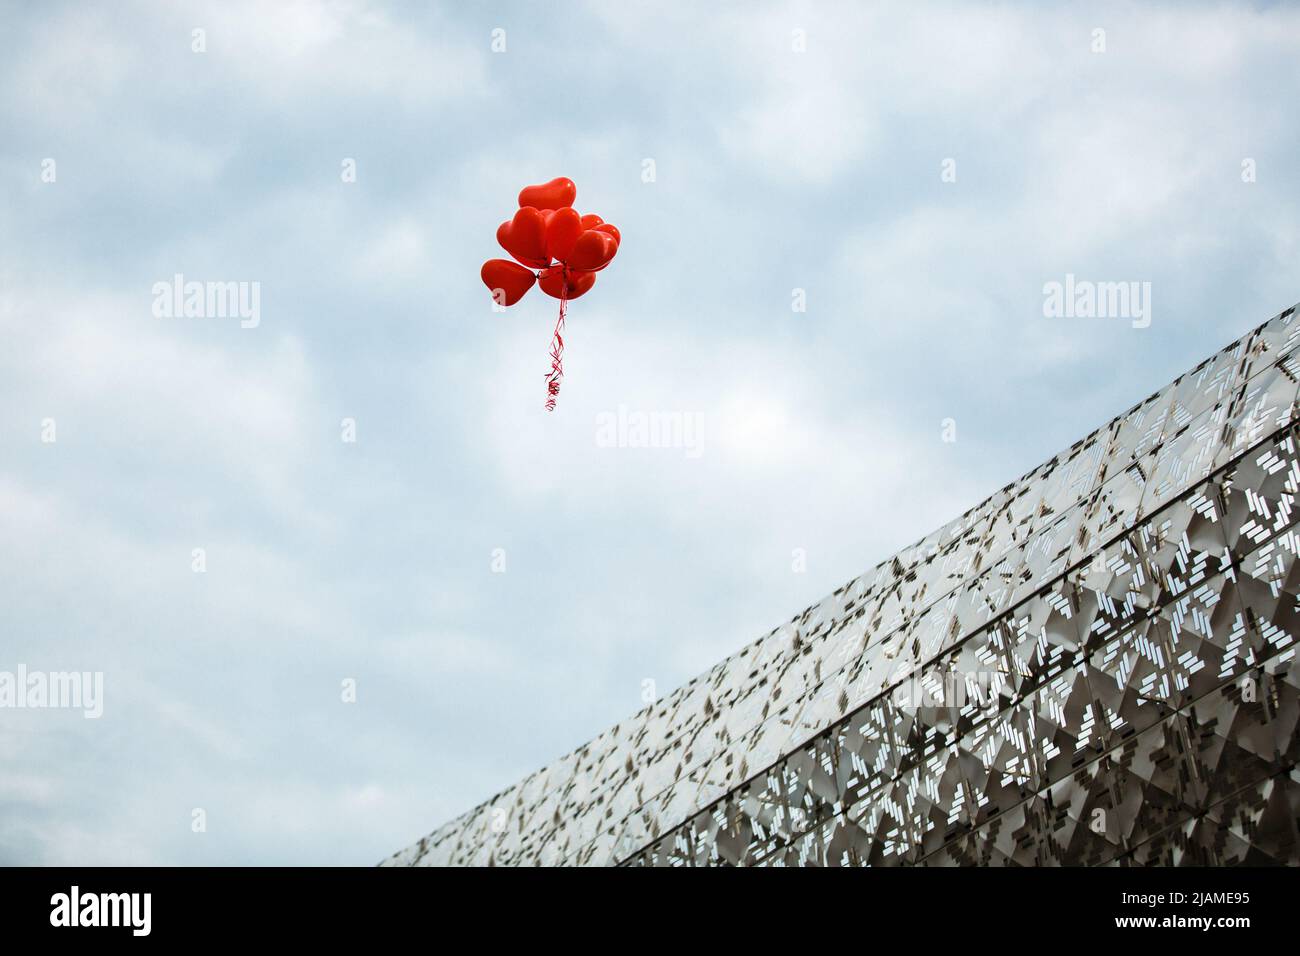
[387,302,1300,866]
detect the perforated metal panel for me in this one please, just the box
[385,302,1300,867]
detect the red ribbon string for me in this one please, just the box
[543,282,568,412]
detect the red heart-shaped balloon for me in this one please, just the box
[496,207,550,268]
[545,207,583,263]
[518,177,576,211]
[579,213,603,230]
[539,266,596,300]
[594,222,620,246]
[481,259,537,306]
[566,230,618,271]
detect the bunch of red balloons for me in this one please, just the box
[480,177,620,305]
[480,177,620,410]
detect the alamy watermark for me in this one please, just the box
[50,886,150,936]
[151,273,260,329]
[891,669,1003,713]
[1043,273,1151,328]
[0,665,103,718]
[595,405,703,458]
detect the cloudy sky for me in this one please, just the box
[1,0,1298,865]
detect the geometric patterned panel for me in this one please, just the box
[384,301,1300,866]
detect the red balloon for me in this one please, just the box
[496,207,550,268]
[586,226,619,271]
[545,207,583,263]
[579,213,603,230]
[539,266,596,300]
[518,177,576,211]
[481,259,536,306]
[566,230,618,271]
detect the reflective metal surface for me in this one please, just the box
[386,302,1300,866]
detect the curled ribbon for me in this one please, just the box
[543,282,567,412]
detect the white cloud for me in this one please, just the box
[193,0,489,108]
